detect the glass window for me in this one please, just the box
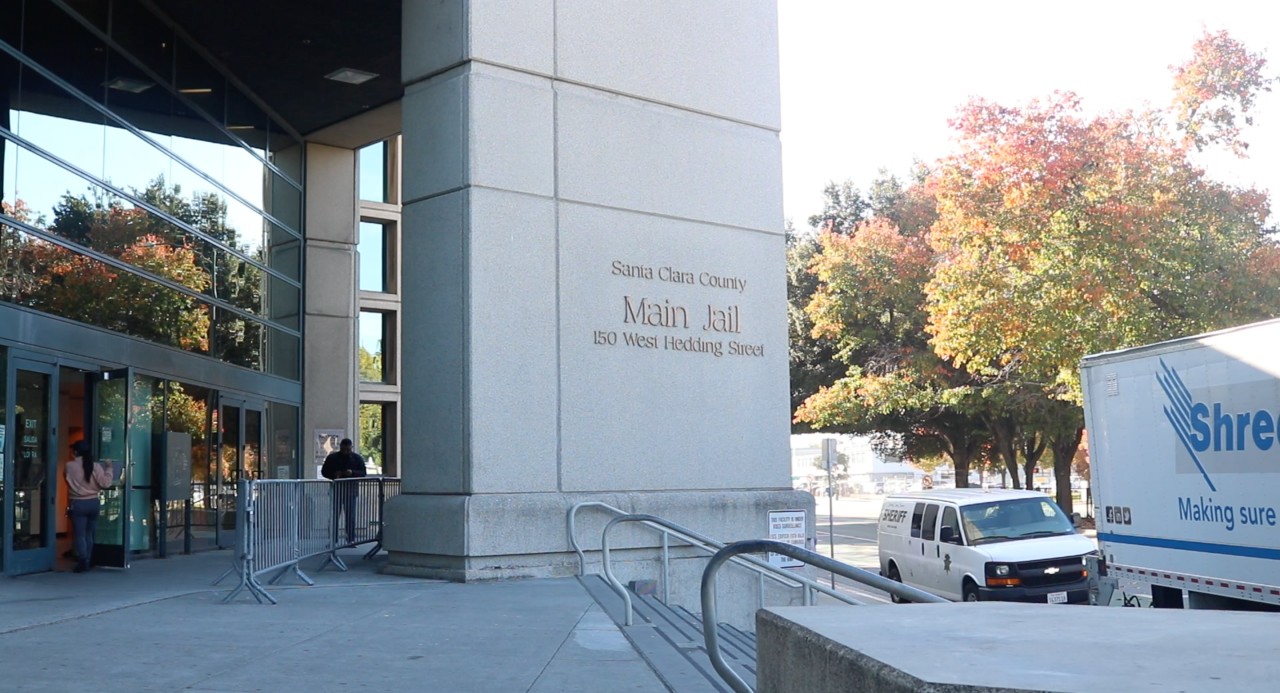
[358,221,387,292]
[266,326,300,380]
[910,503,925,539]
[358,311,387,382]
[358,141,388,202]
[162,380,213,553]
[128,373,163,553]
[940,506,962,544]
[960,498,1075,545]
[266,402,298,479]
[0,221,212,356]
[359,403,388,475]
[921,504,940,541]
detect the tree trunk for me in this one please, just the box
[952,446,971,488]
[1021,432,1046,492]
[1050,427,1084,515]
[987,416,1021,489]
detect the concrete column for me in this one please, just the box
[386,0,811,582]
[301,143,358,477]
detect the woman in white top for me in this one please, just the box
[65,441,113,573]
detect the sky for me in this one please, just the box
[777,0,1280,227]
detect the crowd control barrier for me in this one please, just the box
[217,476,402,604]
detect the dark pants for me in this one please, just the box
[70,498,101,568]
[334,483,359,544]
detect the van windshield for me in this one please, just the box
[960,497,1074,545]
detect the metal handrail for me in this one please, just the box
[568,501,631,575]
[701,540,948,693]
[590,511,864,626]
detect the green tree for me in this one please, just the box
[807,180,869,234]
[794,216,991,487]
[787,224,844,425]
[359,403,384,473]
[358,346,383,383]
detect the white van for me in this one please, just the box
[877,489,1096,604]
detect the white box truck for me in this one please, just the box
[1081,319,1280,610]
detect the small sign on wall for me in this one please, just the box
[315,429,344,468]
[767,509,808,568]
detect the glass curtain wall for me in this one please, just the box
[0,1,302,378]
[0,347,4,571]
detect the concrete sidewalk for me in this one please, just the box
[0,550,669,692]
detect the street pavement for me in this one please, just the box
[0,548,668,693]
[812,495,893,604]
[0,494,1154,693]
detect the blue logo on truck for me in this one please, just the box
[1156,359,1217,492]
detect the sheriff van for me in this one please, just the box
[877,489,1095,603]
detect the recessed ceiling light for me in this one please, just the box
[324,67,378,85]
[179,87,213,94]
[104,77,154,94]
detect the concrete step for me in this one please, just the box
[579,575,756,693]
[670,602,757,655]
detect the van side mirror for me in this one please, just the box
[939,526,959,544]
[1071,512,1081,528]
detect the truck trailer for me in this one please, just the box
[1081,319,1280,609]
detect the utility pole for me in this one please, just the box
[822,438,837,588]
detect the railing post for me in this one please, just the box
[661,531,670,604]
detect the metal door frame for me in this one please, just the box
[86,367,135,568]
[214,396,265,548]
[3,357,60,575]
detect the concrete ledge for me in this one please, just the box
[757,603,1280,692]
[383,488,814,582]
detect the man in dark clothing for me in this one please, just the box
[321,438,367,544]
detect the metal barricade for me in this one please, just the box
[365,478,401,560]
[326,477,399,569]
[219,476,401,604]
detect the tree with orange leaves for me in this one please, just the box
[923,33,1280,507]
[793,31,1280,508]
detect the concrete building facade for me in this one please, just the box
[0,0,806,583]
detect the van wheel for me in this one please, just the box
[963,580,980,602]
[887,564,908,604]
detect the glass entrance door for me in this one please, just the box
[4,359,58,575]
[87,368,138,568]
[214,399,265,548]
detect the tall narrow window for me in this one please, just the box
[358,141,388,203]
[358,310,387,382]
[359,402,389,475]
[358,221,387,292]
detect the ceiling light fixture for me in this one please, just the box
[104,77,154,94]
[227,125,255,131]
[324,67,378,85]
[179,87,213,95]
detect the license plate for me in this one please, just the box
[1048,591,1068,604]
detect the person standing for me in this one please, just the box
[65,441,113,573]
[321,438,367,544]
